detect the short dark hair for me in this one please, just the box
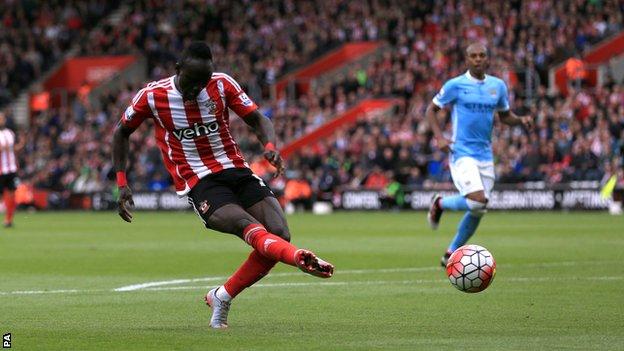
[465,42,488,56]
[181,41,213,63]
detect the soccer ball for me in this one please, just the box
[446,244,496,293]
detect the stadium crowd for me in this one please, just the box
[281,83,624,194]
[0,0,121,107]
[17,77,623,202]
[2,0,623,206]
[78,0,622,100]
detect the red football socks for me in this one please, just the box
[243,223,297,266]
[223,250,277,298]
[4,191,15,225]
[221,224,299,299]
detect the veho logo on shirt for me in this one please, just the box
[172,122,220,140]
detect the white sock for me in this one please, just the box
[215,286,232,302]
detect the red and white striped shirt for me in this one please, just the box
[0,128,17,175]
[120,73,258,195]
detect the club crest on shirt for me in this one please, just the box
[204,99,217,113]
[199,200,210,214]
[489,88,497,97]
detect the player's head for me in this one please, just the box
[465,42,488,78]
[176,42,214,101]
[0,111,6,128]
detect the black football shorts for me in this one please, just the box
[187,168,275,228]
[0,172,18,192]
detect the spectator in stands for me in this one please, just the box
[364,166,389,190]
[566,51,587,90]
[284,172,313,211]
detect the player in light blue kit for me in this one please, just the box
[426,43,532,266]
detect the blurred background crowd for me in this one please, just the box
[1,0,623,206]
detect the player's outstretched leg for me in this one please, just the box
[244,197,334,278]
[206,203,333,277]
[201,204,279,329]
[203,202,333,328]
[204,196,288,326]
[205,196,289,323]
[242,223,334,278]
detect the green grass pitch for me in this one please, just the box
[1,211,623,350]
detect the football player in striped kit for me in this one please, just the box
[112,42,334,329]
[0,111,22,228]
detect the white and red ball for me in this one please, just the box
[446,244,496,293]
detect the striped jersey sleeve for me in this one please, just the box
[120,87,153,129]
[218,73,258,118]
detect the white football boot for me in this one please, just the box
[204,287,231,329]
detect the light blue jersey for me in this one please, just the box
[432,71,510,162]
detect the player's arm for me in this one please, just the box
[427,81,456,153]
[425,102,452,153]
[242,110,285,177]
[497,81,533,130]
[222,74,285,177]
[498,110,533,130]
[112,122,136,223]
[111,89,152,223]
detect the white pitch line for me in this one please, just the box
[0,289,99,296]
[2,275,623,297]
[114,277,229,292]
[141,275,624,292]
[114,266,440,292]
[1,279,438,296]
[113,260,611,292]
[2,261,620,297]
[143,279,422,292]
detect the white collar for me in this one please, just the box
[465,70,486,83]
